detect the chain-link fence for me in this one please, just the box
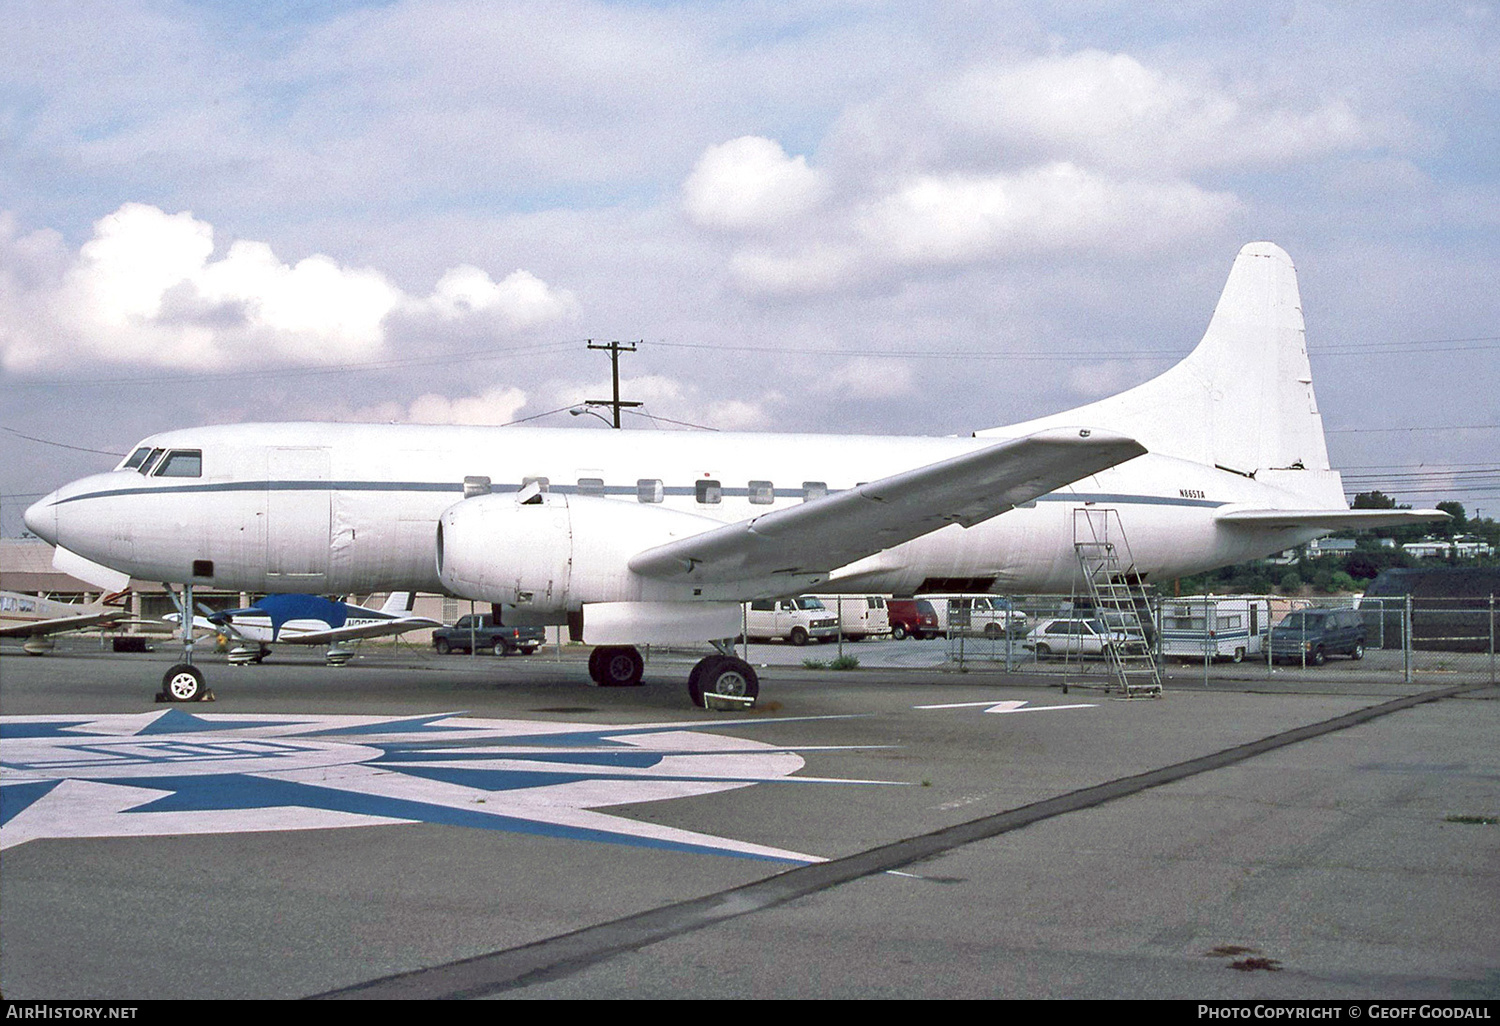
[944,593,1499,684]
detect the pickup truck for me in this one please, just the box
[432,614,545,655]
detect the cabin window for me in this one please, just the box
[802,481,827,501]
[120,447,152,471]
[695,479,722,504]
[637,479,663,503]
[748,480,774,505]
[138,448,167,475]
[577,477,604,497]
[155,450,202,478]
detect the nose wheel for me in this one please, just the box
[156,581,215,702]
[158,663,213,703]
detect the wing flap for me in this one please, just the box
[628,428,1145,582]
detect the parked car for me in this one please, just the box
[1268,607,1366,665]
[432,614,545,655]
[1024,616,1143,659]
[744,597,840,645]
[887,598,941,640]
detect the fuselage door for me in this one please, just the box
[266,447,331,583]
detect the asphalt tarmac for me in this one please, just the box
[1,639,1496,1000]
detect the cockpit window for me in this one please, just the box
[155,449,203,478]
[138,448,167,475]
[120,447,153,471]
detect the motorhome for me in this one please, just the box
[1158,595,1271,663]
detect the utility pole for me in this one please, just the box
[585,339,643,428]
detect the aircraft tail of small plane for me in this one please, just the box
[981,241,1341,507]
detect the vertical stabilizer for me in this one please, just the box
[983,243,1330,477]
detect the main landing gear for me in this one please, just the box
[687,640,759,709]
[588,645,646,687]
[158,581,214,703]
[586,642,760,708]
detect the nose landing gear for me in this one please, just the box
[157,582,214,702]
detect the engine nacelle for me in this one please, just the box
[436,492,725,613]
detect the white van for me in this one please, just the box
[923,595,1029,637]
[809,595,891,640]
[744,597,841,645]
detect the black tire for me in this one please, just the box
[789,627,809,646]
[1311,646,1326,666]
[434,639,451,655]
[161,663,206,702]
[492,640,512,657]
[591,645,645,687]
[1231,647,1245,664]
[688,656,759,708]
[1351,641,1365,660]
[1034,643,1051,660]
[891,624,908,640]
[521,646,539,655]
[984,622,1002,638]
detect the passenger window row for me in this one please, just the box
[527,477,832,504]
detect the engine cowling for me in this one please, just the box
[436,492,725,613]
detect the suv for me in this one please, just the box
[1269,607,1366,665]
[432,614,545,656]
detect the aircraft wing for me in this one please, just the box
[0,609,124,638]
[1216,508,1450,530]
[628,428,1146,583]
[271,617,442,646]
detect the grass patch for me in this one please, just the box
[1445,814,1498,825]
[802,655,861,670]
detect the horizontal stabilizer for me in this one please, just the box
[629,428,1146,583]
[1216,508,1450,531]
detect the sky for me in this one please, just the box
[2,0,1497,535]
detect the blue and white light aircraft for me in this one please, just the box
[166,591,438,665]
[24,243,1445,704]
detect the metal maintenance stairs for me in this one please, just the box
[1073,509,1163,699]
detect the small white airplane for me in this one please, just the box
[24,242,1445,703]
[166,592,439,666]
[0,589,129,654]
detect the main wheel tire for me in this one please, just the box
[591,645,645,687]
[688,656,759,708]
[434,639,451,655]
[161,663,206,702]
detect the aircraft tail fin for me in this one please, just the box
[379,591,415,615]
[982,242,1331,480]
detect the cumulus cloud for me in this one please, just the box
[345,386,531,426]
[682,136,828,231]
[0,204,577,373]
[935,51,1375,173]
[685,48,1385,297]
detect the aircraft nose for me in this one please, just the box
[23,492,59,545]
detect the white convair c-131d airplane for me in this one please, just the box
[25,243,1444,705]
